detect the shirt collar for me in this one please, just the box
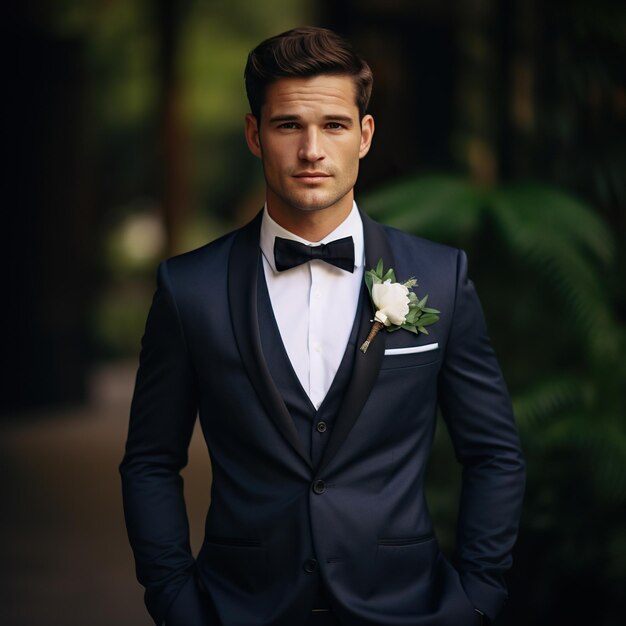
[260,201,365,273]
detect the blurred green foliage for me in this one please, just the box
[74,0,310,216]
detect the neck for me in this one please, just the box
[266,195,354,242]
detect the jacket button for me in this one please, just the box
[303,558,318,573]
[316,421,327,433]
[312,480,326,494]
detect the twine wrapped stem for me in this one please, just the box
[359,321,385,353]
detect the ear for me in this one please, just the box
[359,114,375,159]
[245,113,262,158]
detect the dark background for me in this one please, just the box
[2,1,625,625]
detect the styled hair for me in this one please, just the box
[244,26,373,121]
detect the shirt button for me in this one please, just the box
[316,421,327,433]
[312,480,326,495]
[303,558,318,573]
[313,342,321,353]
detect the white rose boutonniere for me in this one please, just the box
[360,259,440,353]
[372,281,410,326]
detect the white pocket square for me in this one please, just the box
[384,343,439,356]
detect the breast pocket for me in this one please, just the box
[380,343,441,370]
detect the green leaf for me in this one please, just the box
[417,314,439,326]
[405,311,419,325]
[422,307,440,314]
[375,258,384,276]
[403,324,418,334]
[382,268,396,282]
[417,326,429,334]
[417,295,429,309]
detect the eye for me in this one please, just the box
[277,122,299,129]
[326,122,345,130]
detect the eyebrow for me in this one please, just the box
[268,114,355,126]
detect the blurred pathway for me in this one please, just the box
[0,363,212,626]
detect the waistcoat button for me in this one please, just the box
[304,558,318,573]
[316,421,327,433]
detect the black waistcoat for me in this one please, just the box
[257,267,361,469]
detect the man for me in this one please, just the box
[120,27,525,626]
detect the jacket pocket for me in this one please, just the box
[202,537,268,595]
[378,533,435,546]
[384,343,439,355]
[372,534,438,600]
[380,349,441,370]
[204,536,263,548]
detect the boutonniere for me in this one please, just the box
[360,259,440,353]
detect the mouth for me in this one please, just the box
[293,171,331,183]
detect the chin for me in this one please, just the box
[270,185,352,214]
[292,207,319,214]
[290,194,347,213]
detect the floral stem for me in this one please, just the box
[360,321,385,353]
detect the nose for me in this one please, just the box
[298,128,324,162]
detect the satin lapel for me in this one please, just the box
[228,212,311,468]
[317,212,395,474]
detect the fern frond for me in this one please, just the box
[362,174,485,240]
[490,185,616,358]
[513,377,583,430]
[542,413,626,503]
[491,183,614,265]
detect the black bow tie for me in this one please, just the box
[274,236,355,273]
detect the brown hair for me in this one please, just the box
[244,27,373,121]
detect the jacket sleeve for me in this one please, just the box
[119,261,213,626]
[437,249,526,622]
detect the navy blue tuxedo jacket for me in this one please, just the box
[120,210,525,626]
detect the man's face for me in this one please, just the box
[245,74,374,224]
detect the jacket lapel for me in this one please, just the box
[228,211,311,468]
[317,211,395,474]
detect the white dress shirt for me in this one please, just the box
[259,203,365,409]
